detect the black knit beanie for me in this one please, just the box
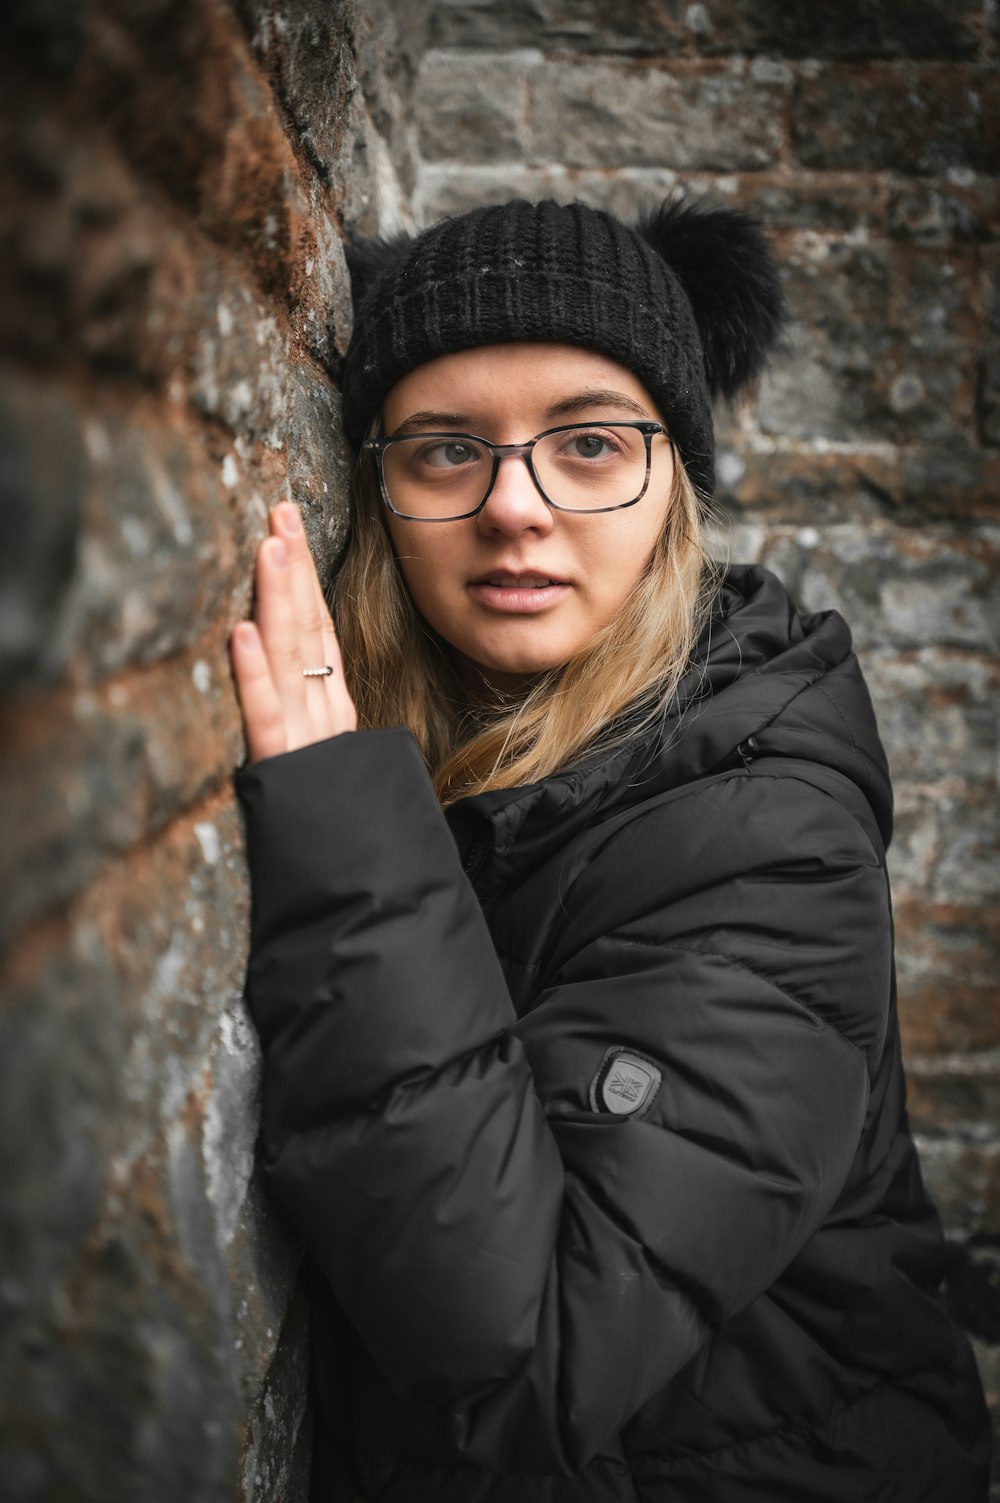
[341,195,786,495]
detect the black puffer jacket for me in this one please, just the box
[237,565,990,1501]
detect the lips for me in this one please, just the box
[471,571,568,588]
[484,577,556,589]
[467,570,572,615]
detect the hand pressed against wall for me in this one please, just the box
[230,502,357,764]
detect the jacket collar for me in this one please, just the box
[445,565,893,894]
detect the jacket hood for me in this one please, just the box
[446,565,893,890]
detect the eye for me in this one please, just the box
[415,440,480,470]
[559,430,622,461]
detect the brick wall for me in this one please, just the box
[412,0,1000,1471]
[0,3,424,1498]
[1,0,997,1496]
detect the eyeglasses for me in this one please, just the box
[364,420,671,522]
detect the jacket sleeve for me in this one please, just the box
[236,728,889,1476]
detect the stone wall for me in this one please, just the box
[412,0,1000,1469]
[1,1,997,1497]
[0,3,423,1498]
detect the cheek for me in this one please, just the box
[583,515,664,608]
[386,524,461,623]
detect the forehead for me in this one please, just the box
[382,342,661,429]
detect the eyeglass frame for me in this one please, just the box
[363,420,672,522]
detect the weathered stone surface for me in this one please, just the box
[414,162,681,224]
[0,801,299,1501]
[426,0,689,55]
[891,785,999,905]
[295,191,354,369]
[239,1282,310,1503]
[916,1134,1000,1238]
[895,898,1000,990]
[188,256,293,447]
[760,240,979,448]
[346,0,433,200]
[908,1058,1000,1133]
[0,1138,245,1503]
[417,49,533,163]
[792,65,999,176]
[89,2,315,292]
[85,0,253,222]
[416,165,896,239]
[417,54,790,171]
[2,633,252,952]
[0,372,86,689]
[1,85,351,403]
[0,915,124,1344]
[703,171,889,236]
[425,0,986,59]
[234,0,358,186]
[693,0,986,60]
[56,405,240,680]
[526,59,789,170]
[900,978,1000,1059]
[338,80,412,238]
[284,362,353,583]
[714,445,1000,525]
[0,1,423,1495]
[888,179,999,243]
[725,522,999,655]
[862,649,998,786]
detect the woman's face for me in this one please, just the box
[381,343,675,693]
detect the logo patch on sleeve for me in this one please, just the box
[590,1048,663,1118]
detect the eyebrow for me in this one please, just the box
[392,410,468,434]
[545,388,652,420]
[392,389,653,435]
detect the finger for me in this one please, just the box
[270,503,355,732]
[230,621,287,764]
[255,537,328,746]
[270,504,333,675]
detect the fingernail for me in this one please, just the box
[277,503,302,534]
[269,539,287,568]
[233,622,257,650]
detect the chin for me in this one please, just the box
[454,643,569,693]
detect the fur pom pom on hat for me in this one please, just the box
[341,195,786,495]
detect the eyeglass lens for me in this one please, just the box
[381,424,653,519]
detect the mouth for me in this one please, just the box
[471,572,568,588]
[467,571,572,614]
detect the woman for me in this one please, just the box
[230,198,990,1500]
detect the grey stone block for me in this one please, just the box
[527,59,787,170]
[418,49,534,163]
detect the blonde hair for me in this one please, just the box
[332,432,721,807]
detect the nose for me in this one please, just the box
[476,451,554,537]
